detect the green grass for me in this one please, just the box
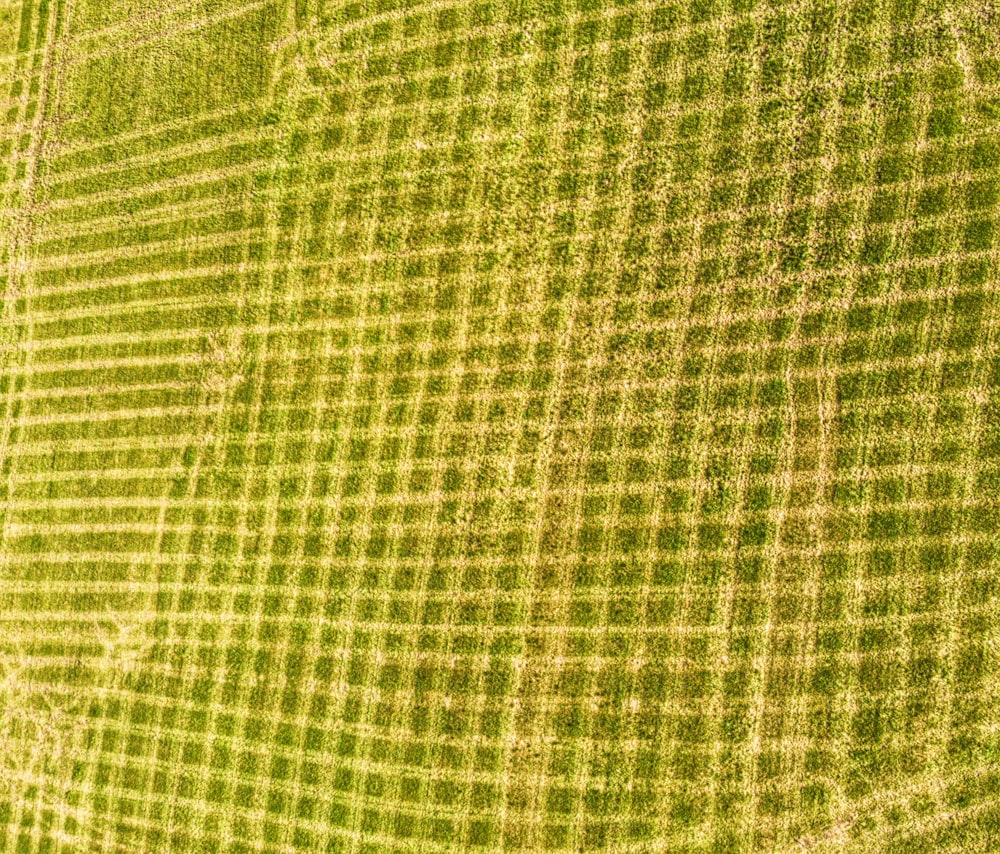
[0,0,998,851]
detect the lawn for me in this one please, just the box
[0,0,999,851]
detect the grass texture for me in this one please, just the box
[0,0,999,851]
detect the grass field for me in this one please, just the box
[0,0,999,851]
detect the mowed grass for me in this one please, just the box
[0,0,998,852]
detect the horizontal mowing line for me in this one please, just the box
[0,53,43,75]
[6,635,992,684]
[13,257,1000,363]
[1,364,987,443]
[221,128,1000,235]
[41,123,278,192]
[9,303,998,404]
[276,82,1000,186]
[308,0,949,63]
[29,141,992,279]
[34,199,258,258]
[6,344,993,445]
[18,702,515,841]
[49,97,269,164]
[35,192,250,246]
[6,454,995,501]
[5,370,993,459]
[0,655,996,735]
[14,401,206,427]
[30,156,274,216]
[17,207,1000,312]
[9,349,205,376]
[2,530,998,568]
[10,455,995,507]
[3,489,994,534]
[20,378,201,402]
[12,466,188,484]
[25,62,970,223]
[25,158,991,292]
[293,29,1000,122]
[29,225,264,274]
[26,260,250,302]
[10,450,186,469]
[0,78,42,115]
[300,3,657,81]
[304,0,816,85]
[25,101,1000,244]
[2,599,993,636]
[0,721,470,853]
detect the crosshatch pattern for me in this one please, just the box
[0,0,998,851]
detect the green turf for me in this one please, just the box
[0,0,999,851]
